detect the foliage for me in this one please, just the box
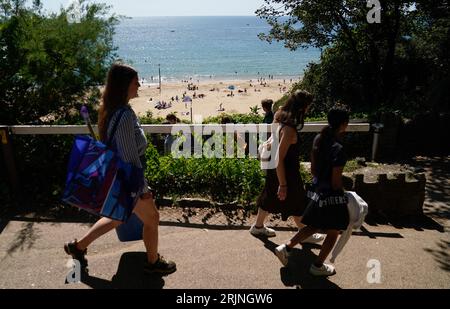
[257,0,450,116]
[273,89,368,121]
[0,0,119,125]
[203,112,264,124]
[144,143,262,204]
[343,159,362,174]
[0,0,119,210]
[250,105,262,115]
[0,134,74,210]
[139,111,168,124]
[144,142,312,205]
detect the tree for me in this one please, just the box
[0,0,119,125]
[257,0,450,115]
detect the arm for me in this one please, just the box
[310,151,317,178]
[331,166,344,191]
[276,126,295,201]
[310,135,320,178]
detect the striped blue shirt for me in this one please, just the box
[107,106,148,169]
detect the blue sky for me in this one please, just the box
[38,0,266,16]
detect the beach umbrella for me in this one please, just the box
[227,85,236,97]
[183,96,193,123]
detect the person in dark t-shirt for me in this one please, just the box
[274,104,351,277]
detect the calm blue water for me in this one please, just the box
[114,16,320,82]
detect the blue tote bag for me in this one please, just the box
[62,107,144,241]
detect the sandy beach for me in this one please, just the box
[129,78,299,121]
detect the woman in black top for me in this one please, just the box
[275,105,350,277]
[251,91,324,243]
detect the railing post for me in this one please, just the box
[371,123,384,162]
[0,126,20,197]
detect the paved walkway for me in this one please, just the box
[0,215,448,289]
[0,157,448,289]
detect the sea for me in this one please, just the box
[114,16,321,83]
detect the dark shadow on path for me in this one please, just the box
[365,213,446,233]
[254,236,341,289]
[424,239,450,273]
[78,252,166,289]
[409,156,450,222]
[5,222,41,256]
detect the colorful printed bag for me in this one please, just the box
[62,109,143,222]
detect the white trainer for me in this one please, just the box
[249,225,276,237]
[275,244,289,266]
[309,263,336,277]
[302,233,326,244]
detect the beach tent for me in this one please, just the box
[228,85,235,96]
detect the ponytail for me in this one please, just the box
[313,125,338,161]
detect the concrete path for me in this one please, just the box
[0,156,448,289]
[0,216,448,289]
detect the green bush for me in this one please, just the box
[0,0,119,125]
[6,131,338,211]
[6,134,74,210]
[144,142,313,206]
[258,1,450,118]
[144,142,264,205]
[203,112,263,124]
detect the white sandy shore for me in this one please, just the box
[129,78,299,121]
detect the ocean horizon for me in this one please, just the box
[114,16,321,82]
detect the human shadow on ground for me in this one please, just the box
[77,252,165,289]
[254,236,341,289]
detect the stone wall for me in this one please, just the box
[351,173,426,218]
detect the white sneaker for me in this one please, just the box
[249,225,276,237]
[309,263,336,277]
[302,233,326,244]
[275,244,289,266]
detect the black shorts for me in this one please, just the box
[302,189,349,231]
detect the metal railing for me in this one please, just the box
[0,123,372,196]
[5,123,370,135]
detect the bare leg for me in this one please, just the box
[315,230,339,265]
[293,216,305,229]
[77,217,122,251]
[254,208,269,228]
[133,197,160,264]
[286,226,319,249]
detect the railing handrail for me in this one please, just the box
[1,123,370,135]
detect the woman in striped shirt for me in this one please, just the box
[64,63,176,275]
